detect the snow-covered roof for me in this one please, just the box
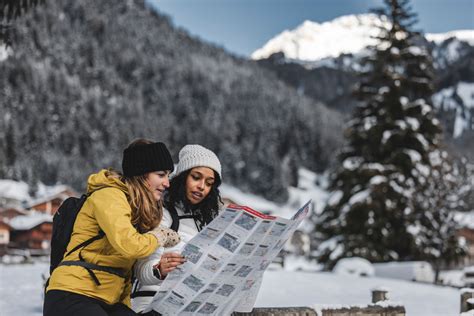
[0,179,30,202]
[0,178,76,209]
[0,208,28,217]
[27,188,74,208]
[35,183,75,198]
[8,212,52,230]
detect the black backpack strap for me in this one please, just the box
[131,290,157,298]
[59,230,108,286]
[64,187,107,258]
[59,260,127,278]
[168,205,180,232]
[65,230,105,257]
[178,214,197,220]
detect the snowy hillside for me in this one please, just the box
[432,82,474,138]
[221,168,329,232]
[252,13,474,66]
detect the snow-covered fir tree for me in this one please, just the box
[314,0,466,269]
[413,151,466,280]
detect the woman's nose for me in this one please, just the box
[197,180,205,190]
[163,176,170,188]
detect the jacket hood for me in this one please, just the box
[87,169,128,194]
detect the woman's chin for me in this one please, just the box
[153,192,162,201]
[187,195,201,205]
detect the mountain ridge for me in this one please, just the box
[252,13,474,64]
[253,14,474,157]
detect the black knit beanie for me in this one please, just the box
[122,142,174,177]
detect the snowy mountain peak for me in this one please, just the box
[252,13,474,63]
[426,30,474,45]
[251,14,389,62]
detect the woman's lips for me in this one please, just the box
[192,192,203,199]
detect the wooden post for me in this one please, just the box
[460,288,474,313]
[372,288,389,303]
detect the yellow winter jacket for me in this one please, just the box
[46,169,159,306]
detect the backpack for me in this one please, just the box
[49,193,102,275]
[48,189,125,286]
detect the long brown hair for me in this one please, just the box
[115,139,164,233]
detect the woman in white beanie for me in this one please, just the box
[131,144,223,315]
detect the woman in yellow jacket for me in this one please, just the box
[44,139,180,316]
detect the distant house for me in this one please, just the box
[26,186,76,215]
[8,213,53,254]
[454,211,474,266]
[0,220,12,256]
[458,227,474,266]
[0,207,28,221]
[0,179,30,208]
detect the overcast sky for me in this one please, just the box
[148,0,474,57]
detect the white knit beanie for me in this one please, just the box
[172,144,222,180]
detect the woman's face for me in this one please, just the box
[146,171,171,201]
[185,167,215,205]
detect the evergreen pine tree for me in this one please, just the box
[314,0,465,268]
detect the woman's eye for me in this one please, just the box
[192,175,200,180]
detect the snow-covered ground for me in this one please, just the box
[257,269,459,316]
[0,261,460,316]
[0,262,48,316]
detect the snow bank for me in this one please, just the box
[333,257,375,277]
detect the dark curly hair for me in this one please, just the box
[164,169,222,230]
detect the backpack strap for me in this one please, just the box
[65,230,105,257]
[131,290,156,298]
[59,230,120,286]
[59,261,126,279]
[168,204,180,232]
